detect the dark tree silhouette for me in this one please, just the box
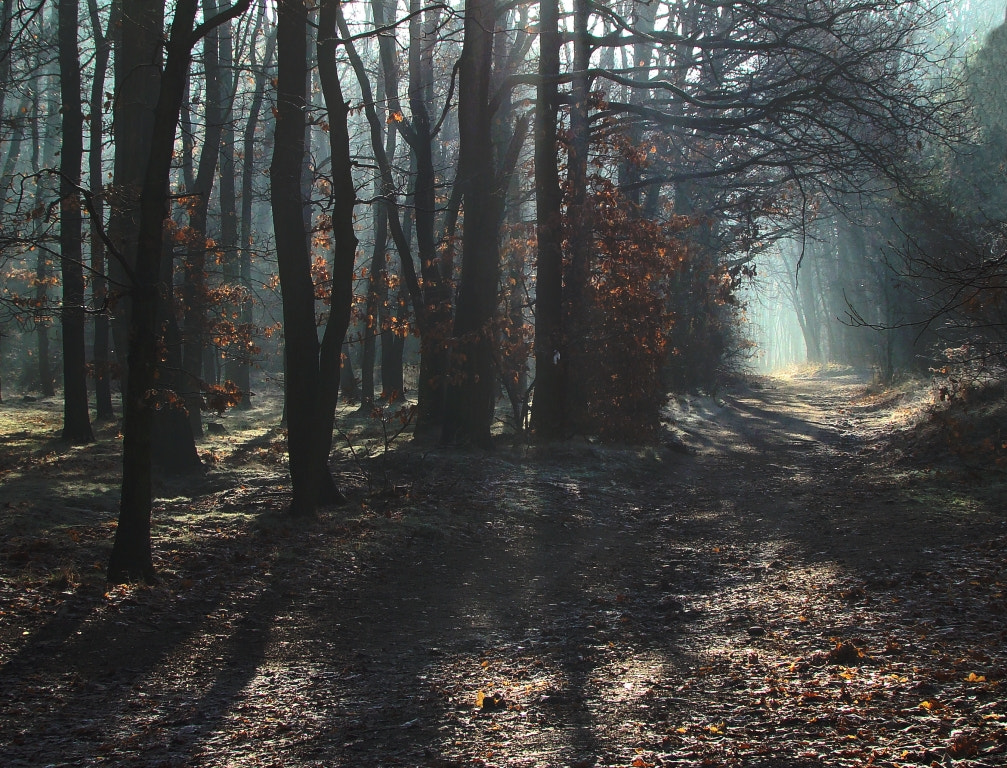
[531,0,564,440]
[107,0,252,584]
[86,0,114,419]
[269,0,358,517]
[57,0,94,443]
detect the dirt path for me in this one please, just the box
[2,372,1006,767]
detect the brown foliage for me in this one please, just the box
[578,180,688,442]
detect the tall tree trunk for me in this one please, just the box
[109,3,202,583]
[407,0,450,436]
[619,0,655,209]
[232,22,276,408]
[340,339,359,404]
[181,0,228,438]
[86,0,114,419]
[300,10,315,249]
[149,103,200,470]
[33,80,55,398]
[357,34,397,412]
[34,252,54,397]
[180,78,197,192]
[381,284,407,399]
[442,0,498,448]
[151,229,202,474]
[564,0,592,435]
[334,1,424,336]
[793,252,824,365]
[267,0,357,516]
[1,96,28,198]
[108,0,252,584]
[315,0,358,503]
[217,5,241,398]
[531,0,564,440]
[58,0,95,443]
[358,175,387,411]
[107,0,164,397]
[271,0,321,516]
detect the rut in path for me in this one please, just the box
[2,372,1005,767]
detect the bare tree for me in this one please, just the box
[108,0,253,584]
[57,0,94,442]
[86,0,115,419]
[531,0,564,440]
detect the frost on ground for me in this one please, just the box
[1,369,1005,767]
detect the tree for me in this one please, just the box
[86,0,115,419]
[314,0,358,501]
[530,0,564,440]
[269,0,358,517]
[106,0,163,390]
[403,0,451,436]
[270,0,318,516]
[561,0,593,435]
[34,62,58,400]
[524,0,964,430]
[229,13,276,407]
[107,0,252,584]
[0,0,12,126]
[334,0,431,424]
[216,0,244,406]
[57,0,94,443]
[180,0,232,438]
[442,0,529,447]
[334,0,411,413]
[440,0,497,447]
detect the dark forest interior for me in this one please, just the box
[1,0,1006,765]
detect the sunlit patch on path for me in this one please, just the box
[1,372,1005,765]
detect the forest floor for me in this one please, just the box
[1,367,1006,767]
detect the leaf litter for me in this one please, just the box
[1,370,1005,767]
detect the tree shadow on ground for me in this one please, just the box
[3,372,1006,766]
[268,372,1007,765]
[0,519,288,765]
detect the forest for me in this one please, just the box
[1,0,1006,765]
